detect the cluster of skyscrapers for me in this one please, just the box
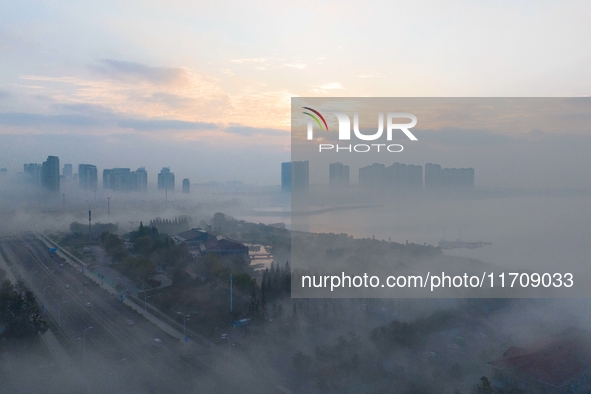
[358,163,424,189]
[357,162,474,189]
[24,156,61,191]
[23,156,190,193]
[103,167,147,192]
[281,161,475,191]
[424,163,475,189]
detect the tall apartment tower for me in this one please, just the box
[329,162,350,186]
[78,164,98,191]
[63,163,73,179]
[281,162,292,192]
[103,167,147,191]
[158,167,175,191]
[24,163,42,184]
[182,178,190,193]
[135,167,148,191]
[389,162,407,189]
[359,163,387,188]
[281,161,309,193]
[41,156,60,191]
[406,164,423,189]
[425,163,442,189]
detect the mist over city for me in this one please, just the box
[2,1,591,393]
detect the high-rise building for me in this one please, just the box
[406,164,423,188]
[63,164,73,179]
[388,162,407,189]
[103,168,130,191]
[425,163,442,189]
[440,167,474,188]
[182,178,190,193]
[281,161,308,193]
[78,164,98,191]
[24,163,42,184]
[103,167,148,191]
[281,162,292,192]
[329,162,350,186]
[359,163,387,188]
[41,156,60,191]
[158,167,175,191]
[134,167,148,192]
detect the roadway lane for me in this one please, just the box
[0,234,221,393]
[2,233,285,394]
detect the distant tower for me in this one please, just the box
[281,161,308,193]
[359,163,386,188]
[406,164,423,189]
[78,164,98,191]
[135,167,148,192]
[390,162,407,189]
[329,162,350,186]
[281,162,292,192]
[182,178,190,193]
[42,156,60,191]
[158,167,175,191]
[425,163,442,189]
[63,163,73,179]
[24,163,42,184]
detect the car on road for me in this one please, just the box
[65,284,70,289]
[126,320,134,325]
[86,302,91,307]
[79,290,84,295]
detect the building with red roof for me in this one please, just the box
[488,327,591,393]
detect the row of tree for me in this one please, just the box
[0,279,48,340]
[101,223,195,287]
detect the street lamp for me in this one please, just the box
[116,277,125,299]
[177,312,190,342]
[142,285,150,313]
[221,333,231,369]
[42,285,51,313]
[83,326,93,359]
[58,301,67,335]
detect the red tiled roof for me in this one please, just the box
[488,328,591,387]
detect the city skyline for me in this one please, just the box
[1,2,590,394]
[1,2,591,187]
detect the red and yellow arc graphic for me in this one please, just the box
[302,107,329,131]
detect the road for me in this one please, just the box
[0,233,231,393]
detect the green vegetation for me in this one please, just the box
[101,222,192,287]
[370,310,458,350]
[0,279,48,340]
[70,221,117,238]
[471,376,494,394]
[148,217,190,236]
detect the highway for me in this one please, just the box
[0,233,228,393]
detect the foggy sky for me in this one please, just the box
[1,1,591,185]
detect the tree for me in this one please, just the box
[0,280,48,339]
[471,376,494,394]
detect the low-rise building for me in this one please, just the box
[488,327,591,393]
[173,228,249,263]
